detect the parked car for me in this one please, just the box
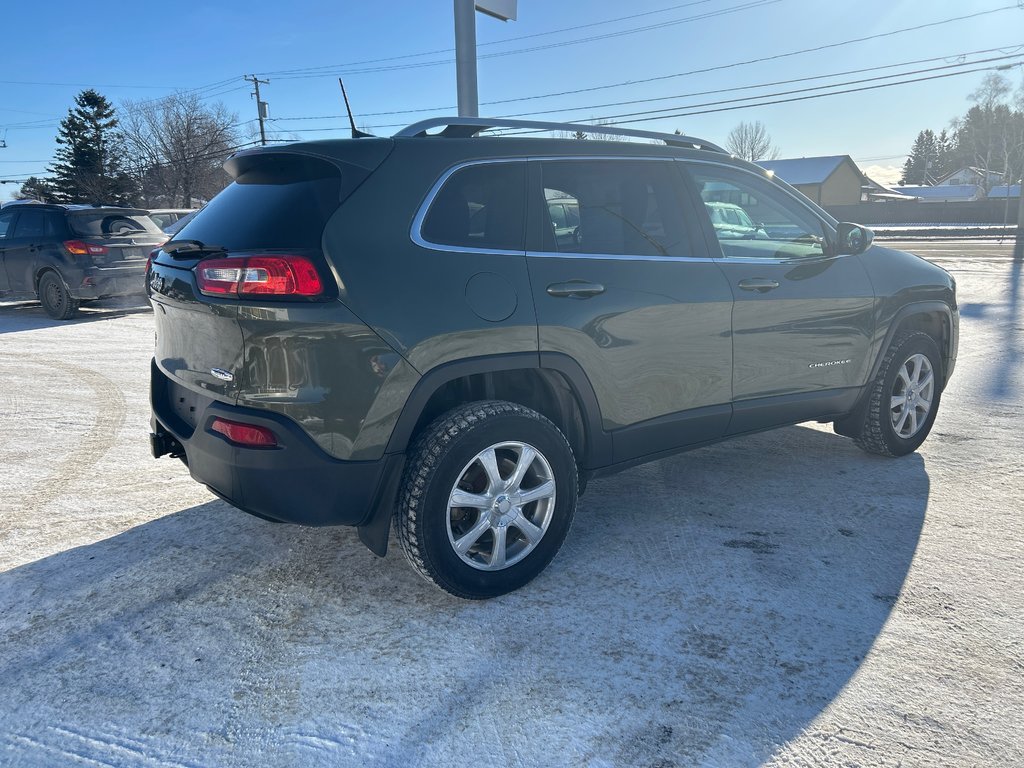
[148,117,959,599]
[0,203,166,319]
[162,208,200,237]
[147,208,195,232]
[703,200,767,239]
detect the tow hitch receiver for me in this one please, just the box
[150,429,184,460]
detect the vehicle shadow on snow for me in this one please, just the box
[0,425,927,766]
[0,298,151,333]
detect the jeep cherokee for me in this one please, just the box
[148,117,958,599]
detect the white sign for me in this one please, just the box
[475,0,516,21]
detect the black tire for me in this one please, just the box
[853,331,943,457]
[38,271,79,320]
[396,400,578,599]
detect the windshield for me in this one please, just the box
[70,211,164,237]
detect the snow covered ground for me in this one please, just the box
[1,247,1022,767]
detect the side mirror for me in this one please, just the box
[836,222,874,255]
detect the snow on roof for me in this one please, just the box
[988,184,1022,198]
[890,185,981,200]
[756,155,854,186]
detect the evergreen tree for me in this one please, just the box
[900,130,939,185]
[48,89,136,204]
[17,176,55,202]
[934,129,955,180]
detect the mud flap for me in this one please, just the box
[357,453,406,557]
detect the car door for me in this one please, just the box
[0,209,15,293]
[680,161,876,434]
[2,208,51,294]
[525,157,734,465]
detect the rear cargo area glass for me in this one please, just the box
[174,160,342,250]
[70,211,164,237]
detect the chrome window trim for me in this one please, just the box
[410,155,843,264]
[526,251,719,264]
[411,158,529,256]
[411,156,691,256]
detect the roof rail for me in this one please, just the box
[394,117,726,153]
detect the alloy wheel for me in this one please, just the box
[446,441,556,571]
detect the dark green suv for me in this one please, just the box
[147,117,958,599]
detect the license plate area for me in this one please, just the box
[167,379,212,433]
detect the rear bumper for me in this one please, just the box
[150,360,388,526]
[74,263,148,299]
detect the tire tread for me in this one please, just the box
[395,400,575,599]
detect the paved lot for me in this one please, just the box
[1,242,1022,767]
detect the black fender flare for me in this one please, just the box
[868,301,955,386]
[359,352,610,557]
[835,300,955,437]
[383,351,611,466]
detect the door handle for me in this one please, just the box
[546,281,606,298]
[738,278,780,293]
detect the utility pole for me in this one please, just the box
[1015,178,1024,263]
[245,75,270,146]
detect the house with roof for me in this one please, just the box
[935,167,1004,188]
[987,183,1021,199]
[860,174,918,202]
[756,155,866,206]
[889,185,984,203]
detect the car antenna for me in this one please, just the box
[338,78,374,139]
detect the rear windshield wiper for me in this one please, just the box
[162,239,228,257]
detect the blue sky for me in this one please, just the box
[2,0,1023,200]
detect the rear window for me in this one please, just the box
[70,211,163,237]
[420,162,526,252]
[175,157,342,250]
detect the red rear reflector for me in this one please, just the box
[210,417,278,447]
[195,255,323,298]
[64,240,109,256]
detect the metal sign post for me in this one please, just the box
[454,0,517,118]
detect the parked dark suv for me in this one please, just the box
[148,117,958,599]
[0,202,165,319]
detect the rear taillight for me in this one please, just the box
[64,240,108,256]
[209,417,278,448]
[195,255,324,298]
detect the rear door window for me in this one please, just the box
[0,210,16,239]
[420,162,526,252]
[535,160,691,257]
[11,209,50,238]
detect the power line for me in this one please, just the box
[259,0,723,78]
[266,7,1024,128]
[583,61,1024,128]
[511,52,1024,125]
[473,5,1023,109]
[273,44,1023,126]
[268,0,783,80]
[273,57,1022,136]
[494,50,1024,120]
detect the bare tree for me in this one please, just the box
[119,92,240,207]
[725,120,780,161]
